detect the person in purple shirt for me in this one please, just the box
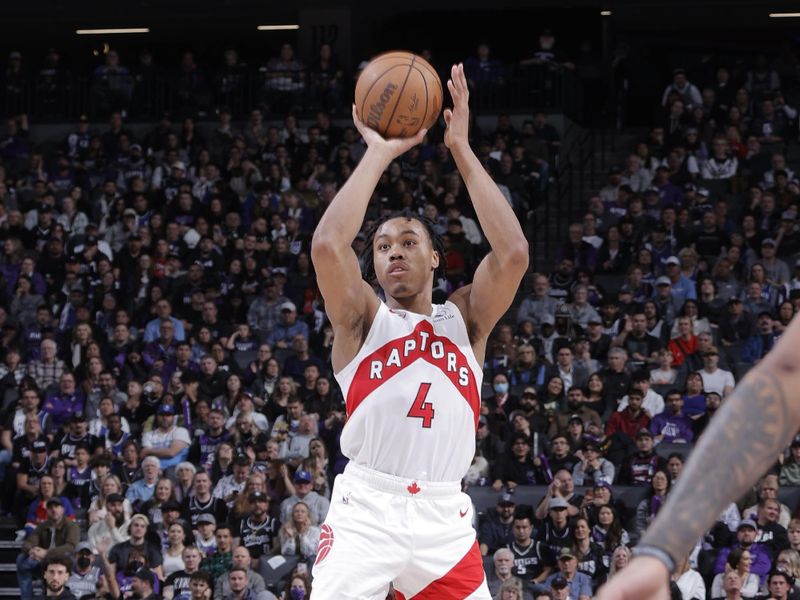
[649,390,694,444]
[42,371,85,431]
[142,319,178,368]
[714,519,773,584]
[653,166,684,207]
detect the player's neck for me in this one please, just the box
[385,293,434,316]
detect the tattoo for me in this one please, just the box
[641,370,794,561]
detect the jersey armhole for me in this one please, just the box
[333,301,387,379]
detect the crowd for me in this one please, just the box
[0,34,566,600]
[477,58,800,600]
[2,33,800,600]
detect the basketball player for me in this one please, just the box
[309,63,528,599]
[597,315,800,600]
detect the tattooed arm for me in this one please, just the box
[597,316,800,600]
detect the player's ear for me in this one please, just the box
[431,250,440,271]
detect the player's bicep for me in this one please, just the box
[311,242,377,329]
[455,250,527,339]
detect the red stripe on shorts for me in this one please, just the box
[399,540,484,599]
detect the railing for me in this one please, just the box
[0,63,588,122]
[531,121,608,267]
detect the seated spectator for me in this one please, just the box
[542,547,592,600]
[780,438,800,486]
[618,428,667,486]
[507,513,553,589]
[700,345,736,396]
[617,371,664,417]
[605,388,650,441]
[572,440,615,487]
[741,311,781,366]
[667,315,698,368]
[214,545,270,599]
[492,432,546,490]
[650,390,694,443]
[714,519,772,584]
[633,469,671,538]
[17,497,80,600]
[742,474,792,529]
[479,492,516,556]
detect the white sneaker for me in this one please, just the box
[15,529,25,542]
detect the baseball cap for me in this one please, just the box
[132,567,155,586]
[521,387,538,398]
[568,414,582,424]
[75,541,93,553]
[106,493,124,504]
[696,187,710,197]
[791,435,800,448]
[280,301,297,312]
[548,497,570,510]
[294,470,313,483]
[157,404,175,415]
[46,497,64,508]
[636,428,653,439]
[618,284,633,294]
[593,481,613,491]
[497,492,515,506]
[123,208,137,218]
[738,519,758,531]
[540,314,555,326]
[69,412,87,423]
[782,210,796,221]
[161,500,181,512]
[248,491,268,503]
[655,276,671,286]
[551,575,569,589]
[31,439,48,453]
[762,238,777,247]
[197,513,216,525]
[557,547,576,560]
[172,161,186,171]
[665,256,680,266]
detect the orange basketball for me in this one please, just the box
[354,51,443,139]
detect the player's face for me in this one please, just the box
[373,218,439,299]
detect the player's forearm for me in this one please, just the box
[449,142,528,259]
[640,351,800,564]
[312,148,390,249]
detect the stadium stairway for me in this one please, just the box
[0,516,22,599]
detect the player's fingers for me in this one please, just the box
[447,78,459,102]
[443,109,452,126]
[458,63,469,98]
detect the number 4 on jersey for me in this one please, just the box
[407,382,435,428]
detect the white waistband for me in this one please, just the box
[343,462,462,498]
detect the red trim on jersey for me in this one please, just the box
[395,540,484,599]
[345,319,480,428]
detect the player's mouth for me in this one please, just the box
[388,262,409,275]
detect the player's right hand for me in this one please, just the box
[595,556,670,600]
[352,104,426,162]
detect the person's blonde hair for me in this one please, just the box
[778,549,800,579]
[493,577,524,600]
[609,545,632,576]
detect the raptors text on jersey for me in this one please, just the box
[335,301,483,482]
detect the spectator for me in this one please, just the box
[699,345,736,396]
[17,497,79,600]
[714,519,773,584]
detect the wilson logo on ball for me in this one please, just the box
[367,82,398,129]
[315,523,335,564]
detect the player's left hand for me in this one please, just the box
[444,63,470,150]
[352,104,426,161]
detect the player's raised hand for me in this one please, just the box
[444,63,470,150]
[352,104,426,162]
[594,556,671,600]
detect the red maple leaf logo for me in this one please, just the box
[407,482,421,495]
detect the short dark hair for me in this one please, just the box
[360,209,447,285]
[190,571,212,585]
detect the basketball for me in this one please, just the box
[354,51,443,139]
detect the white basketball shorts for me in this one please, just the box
[310,462,490,600]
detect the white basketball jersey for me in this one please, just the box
[335,301,483,482]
